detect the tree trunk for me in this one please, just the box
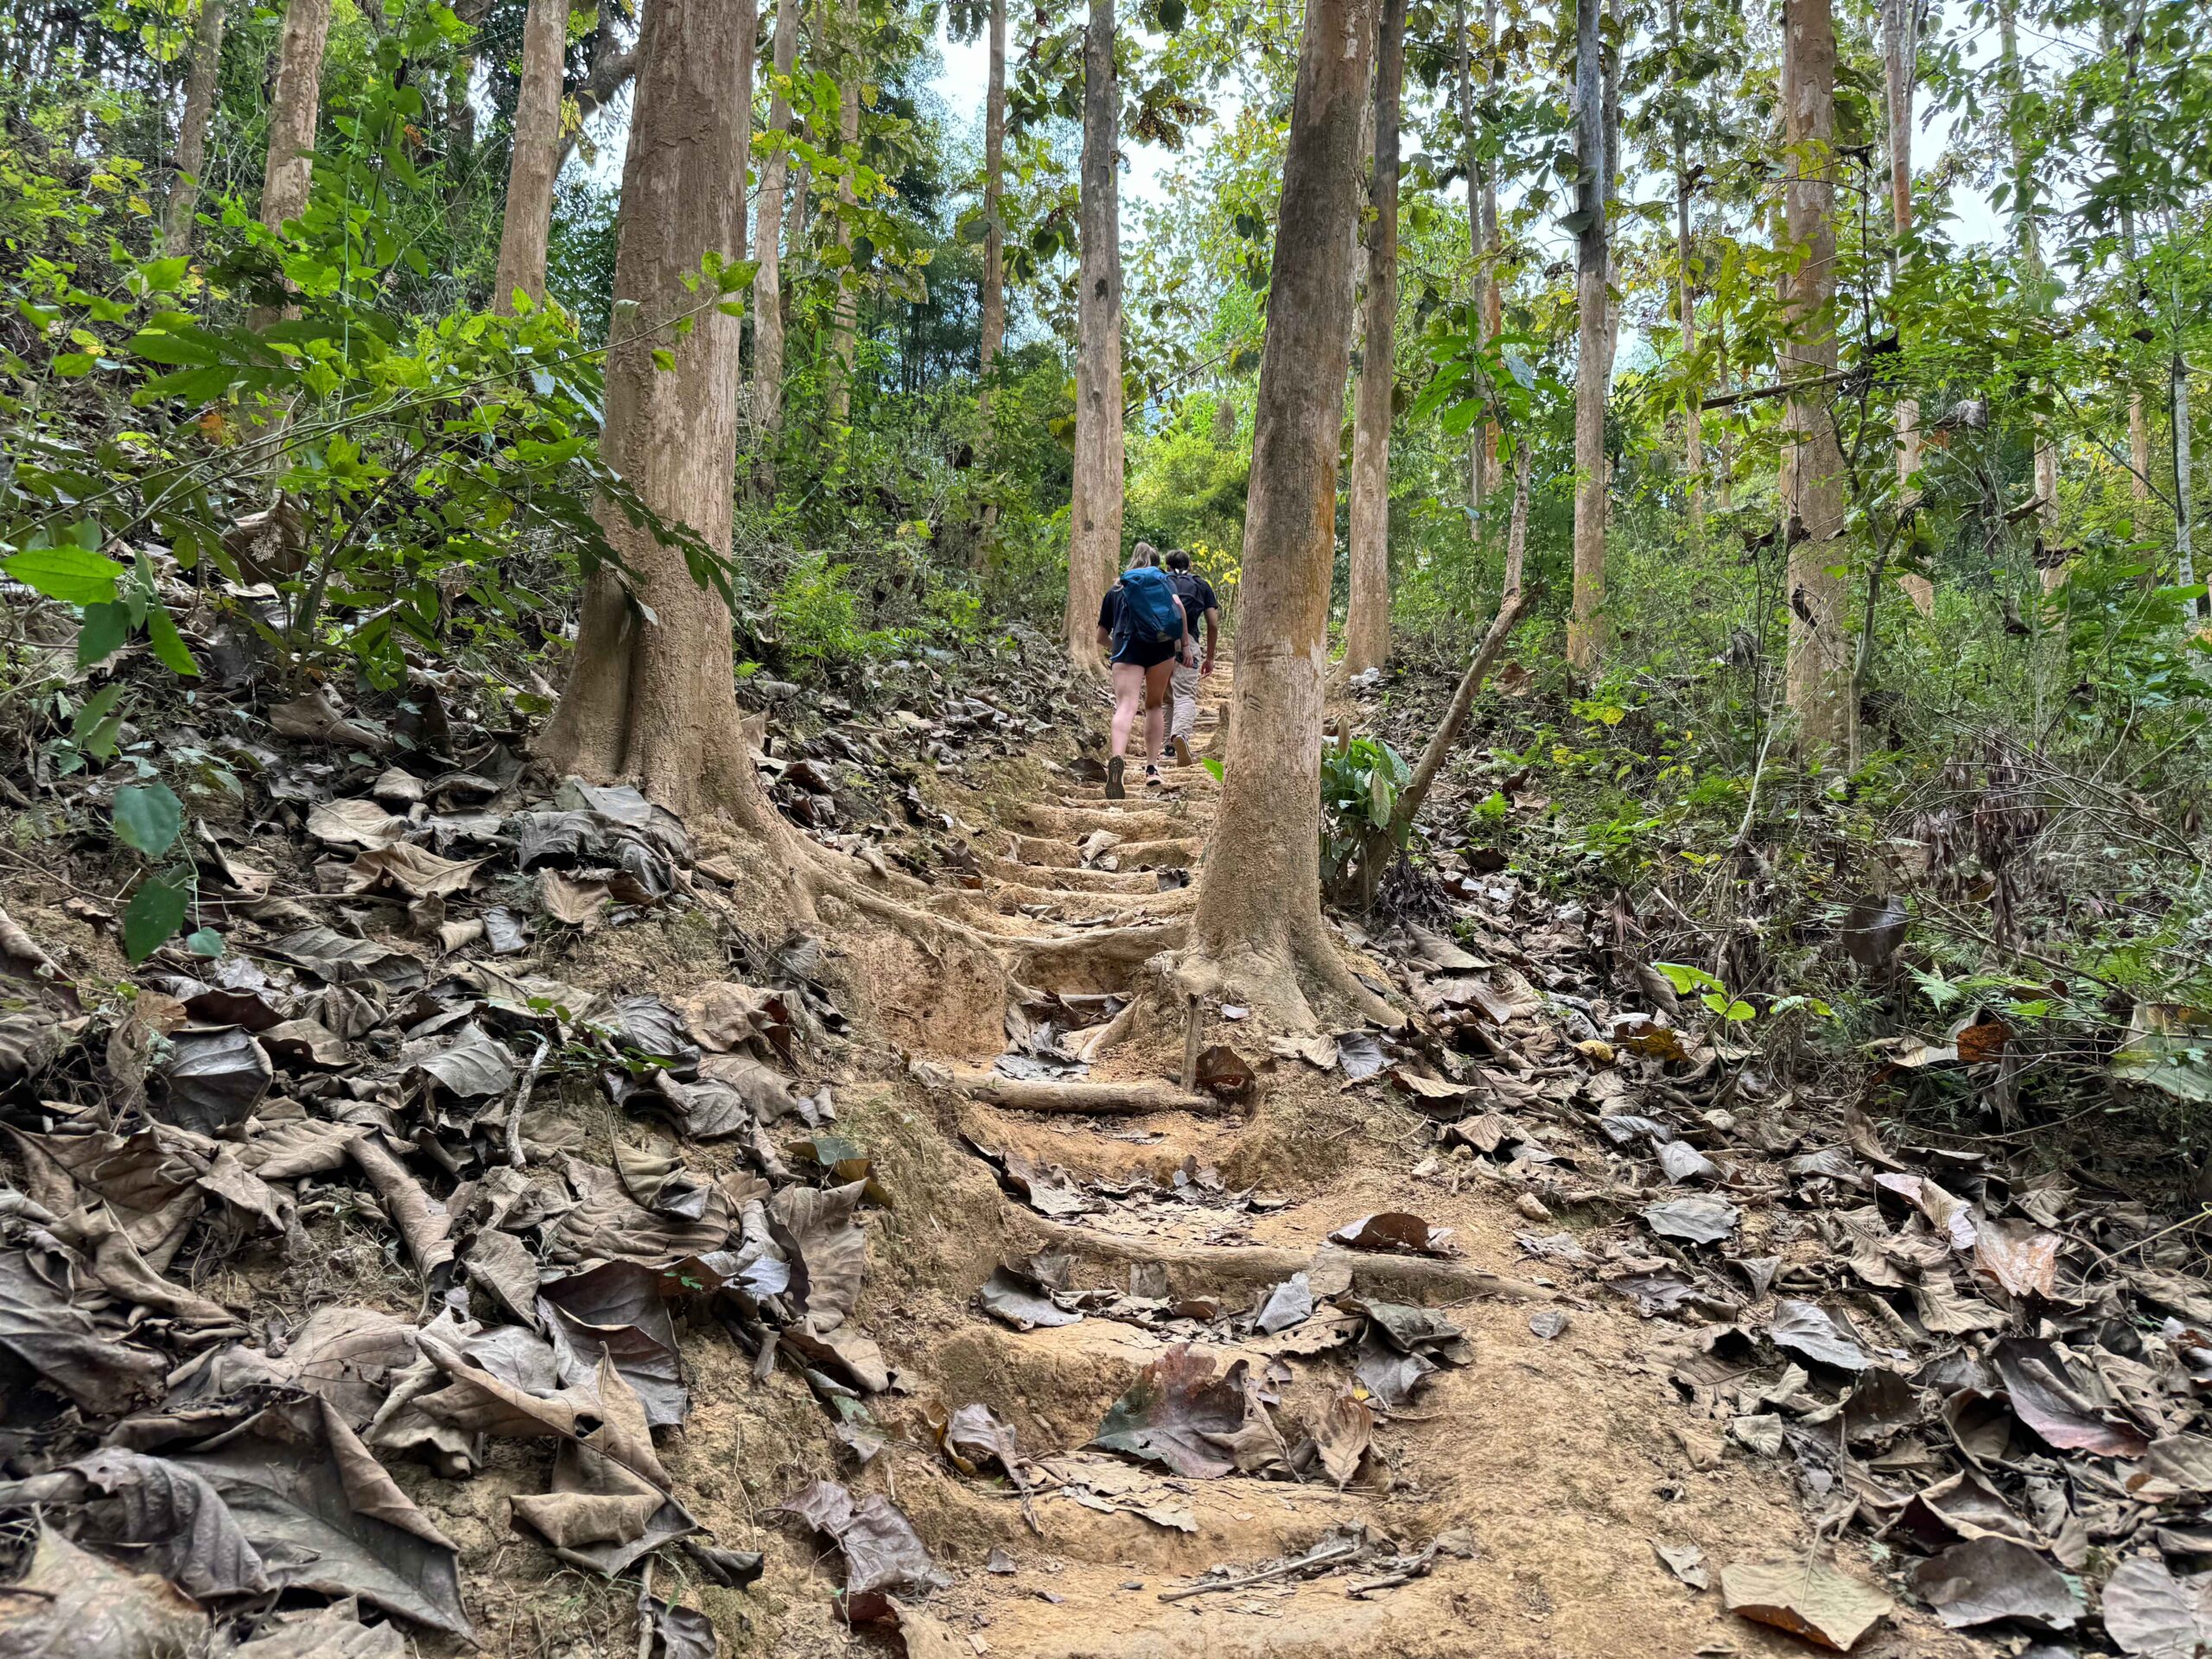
[1343,0,1403,677]
[1567,0,1606,672]
[491,0,568,314]
[537,0,766,823]
[1996,0,2062,592]
[1062,0,1124,667]
[751,0,801,447]
[1476,0,1502,501]
[1666,0,1701,538]
[2177,344,2197,608]
[1780,0,1854,760]
[825,0,860,425]
[162,0,226,257]
[978,0,1007,416]
[2126,196,2152,533]
[1883,0,1933,615]
[1178,0,1389,1031]
[1455,0,1478,512]
[251,0,332,328]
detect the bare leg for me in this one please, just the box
[1141,659,1173,767]
[1109,662,1143,757]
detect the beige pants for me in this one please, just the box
[1168,658,1201,742]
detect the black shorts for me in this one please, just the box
[1111,636,1179,670]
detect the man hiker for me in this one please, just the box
[1096,543,1188,799]
[1161,548,1220,766]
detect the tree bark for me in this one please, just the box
[1343,0,1403,677]
[250,0,332,332]
[751,0,801,446]
[492,0,568,314]
[978,0,1007,416]
[162,0,226,257]
[1996,0,2062,592]
[445,0,490,159]
[537,0,768,823]
[1780,0,1854,760]
[1062,0,1124,667]
[1179,0,1388,1031]
[825,0,860,425]
[1666,0,1702,538]
[2177,343,2197,607]
[1883,0,1933,615]
[1567,0,1606,672]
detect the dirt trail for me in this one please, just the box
[726,664,1969,1659]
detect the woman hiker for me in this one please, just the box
[1095,543,1189,799]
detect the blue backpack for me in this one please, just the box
[1117,566,1183,646]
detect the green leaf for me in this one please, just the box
[52,353,96,377]
[1656,961,1726,995]
[122,871,190,964]
[76,601,130,667]
[184,926,226,958]
[144,607,201,676]
[4,545,124,605]
[112,782,183,858]
[651,347,676,372]
[1199,757,1224,781]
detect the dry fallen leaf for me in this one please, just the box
[1719,1557,1894,1651]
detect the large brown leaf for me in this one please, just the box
[1991,1336,2150,1458]
[2103,1553,2212,1656]
[172,1395,471,1637]
[1091,1344,1257,1480]
[0,1246,172,1414]
[0,1447,267,1599]
[768,1179,868,1326]
[0,1523,204,1659]
[771,1479,949,1602]
[1719,1557,1893,1651]
[1910,1536,2081,1631]
[538,1259,688,1429]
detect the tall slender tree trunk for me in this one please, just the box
[825,0,860,425]
[1666,0,1701,537]
[978,0,1007,415]
[492,0,568,314]
[539,0,764,823]
[1567,0,1607,672]
[1062,0,1124,667]
[251,0,333,320]
[445,0,490,158]
[1179,0,1389,1032]
[1455,0,1478,512]
[162,0,226,257]
[1780,0,1854,760]
[2119,217,2153,544]
[1716,319,1734,511]
[1343,0,1404,677]
[2177,312,2197,612]
[752,0,801,448]
[1996,0,2062,591]
[1478,0,1502,500]
[1883,0,1933,615]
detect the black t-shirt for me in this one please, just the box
[1168,570,1219,620]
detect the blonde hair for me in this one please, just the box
[1128,543,1160,568]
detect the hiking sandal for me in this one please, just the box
[1106,756,1126,800]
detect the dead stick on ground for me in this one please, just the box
[634,1557,656,1659]
[505,1034,550,1170]
[1179,991,1203,1091]
[1159,1541,1363,1604]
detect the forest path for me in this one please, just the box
[817,661,1969,1659]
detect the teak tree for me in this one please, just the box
[752,0,804,448]
[1178,0,1393,1030]
[1567,0,1607,671]
[1343,0,1406,678]
[1063,0,1125,668]
[537,0,766,820]
[492,0,569,314]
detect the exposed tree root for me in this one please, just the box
[950,1071,1217,1115]
[1004,833,1201,871]
[982,859,1164,894]
[1008,1214,1554,1305]
[1168,925,1402,1034]
[1015,802,1183,837]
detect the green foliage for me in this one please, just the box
[1320,734,1411,893]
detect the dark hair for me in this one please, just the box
[1165,548,1192,571]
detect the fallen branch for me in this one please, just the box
[1159,1538,1363,1604]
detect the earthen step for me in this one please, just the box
[950,1070,1219,1116]
[1007,1214,1555,1306]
